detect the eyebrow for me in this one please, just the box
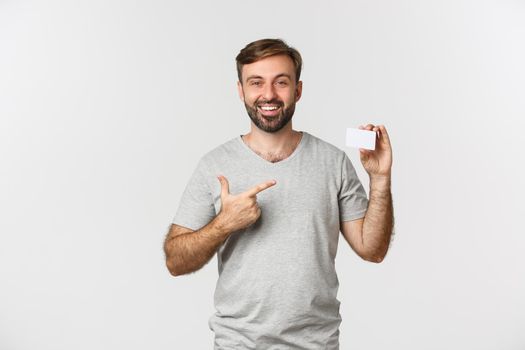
[245,73,293,82]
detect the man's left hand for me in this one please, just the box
[358,124,393,178]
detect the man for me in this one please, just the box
[164,38,394,349]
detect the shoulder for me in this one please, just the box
[197,135,242,167]
[304,131,347,162]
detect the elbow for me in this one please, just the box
[166,259,196,277]
[361,249,387,264]
[164,245,185,276]
[362,254,384,264]
[166,260,183,277]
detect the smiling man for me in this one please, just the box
[164,38,394,349]
[240,54,300,134]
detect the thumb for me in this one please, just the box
[359,148,369,162]
[217,175,230,199]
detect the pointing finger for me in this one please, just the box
[245,180,277,197]
[217,175,230,199]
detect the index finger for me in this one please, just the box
[377,125,391,145]
[244,180,277,197]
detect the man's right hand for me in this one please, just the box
[215,175,277,233]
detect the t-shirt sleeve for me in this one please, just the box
[339,152,369,222]
[172,158,216,231]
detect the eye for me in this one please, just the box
[276,80,288,86]
[250,80,262,86]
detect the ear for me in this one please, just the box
[237,81,245,101]
[295,80,303,102]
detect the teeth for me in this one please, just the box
[260,106,279,111]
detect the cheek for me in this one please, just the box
[242,93,255,105]
[281,90,297,104]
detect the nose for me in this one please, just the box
[261,83,277,101]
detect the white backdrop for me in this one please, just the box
[1,1,524,349]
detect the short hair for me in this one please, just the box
[235,38,303,84]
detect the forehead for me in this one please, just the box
[241,54,296,81]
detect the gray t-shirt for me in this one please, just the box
[172,131,369,349]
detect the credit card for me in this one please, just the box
[346,127,376,150]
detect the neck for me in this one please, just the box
[242,123,302,162]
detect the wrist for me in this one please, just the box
[211,213,231,238]
[369,174,391,190]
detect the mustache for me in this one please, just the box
[256,99,284,107]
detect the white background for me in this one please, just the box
[1,0,524,349]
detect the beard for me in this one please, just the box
[244,98,296,133]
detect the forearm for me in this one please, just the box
[165,216,230,276]
[362,175,394,262]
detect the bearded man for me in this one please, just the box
[164,38,394,350]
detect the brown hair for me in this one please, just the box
[236,38,303,84]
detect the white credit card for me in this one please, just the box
[346,127,376,150]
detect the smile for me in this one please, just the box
[259,106,279,111]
